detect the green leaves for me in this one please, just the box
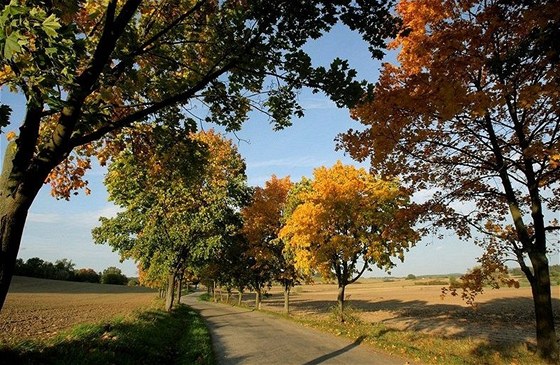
[41,14,61,38]
[0,104,12,133]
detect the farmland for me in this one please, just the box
[0,276,156,342]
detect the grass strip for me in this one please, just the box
[199,293,547,365]
[294,309,549,365]
[0,304,214,365]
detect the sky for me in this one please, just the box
[1,24,555,278]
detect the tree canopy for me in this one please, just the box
[339,0,559,359]
[280,161,418,320]
[0,0,399,310]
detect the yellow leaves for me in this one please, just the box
[0,64,14,84]
[280,162,418,278]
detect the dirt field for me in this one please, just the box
[0,276,157,342]
[241,278,560,347]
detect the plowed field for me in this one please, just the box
[0,276,156,342]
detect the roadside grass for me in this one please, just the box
[199,293,548,365]
[296,308,549,365]
[0,302,214,365]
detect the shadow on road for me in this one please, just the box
[302,336,366,365]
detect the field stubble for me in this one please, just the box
[0,276,156,342]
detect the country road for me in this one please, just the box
[183,293,412,365]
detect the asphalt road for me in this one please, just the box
[183,293,411,365]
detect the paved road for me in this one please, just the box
[183,293,411,365]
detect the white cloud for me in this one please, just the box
[249,156,327,169]
[300,97,337,110]
[28,204,121,227]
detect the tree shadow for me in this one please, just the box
[302,336,366,365]
[260,291,560,361]
[0,306,211,365]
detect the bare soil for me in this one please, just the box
[236,278,560,347]
[0,276,157,342]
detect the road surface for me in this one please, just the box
[183,293,412,365]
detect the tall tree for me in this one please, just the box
[340,0,560,360]
[241,175,304,313]
[280,162,418,321]
[0,0,398,310]
[93,128,248,311]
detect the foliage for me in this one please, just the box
[339,0,560,359]
[100,266,128,285]
[241,175,305,302]
[93,128,249,307]
[280,162,419,283]
[14,257,75,281]
[0,0,399,312]
[0,305,214,365]
[405,274,416,280]
[73,268,100,283]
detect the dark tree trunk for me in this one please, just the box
[176,277,183,305]
[529,251,559,361]
[0,202,30,310]
[164,272,175,312]
[283,282,290,315]
[0,145,44,311]
[337,283,346,322]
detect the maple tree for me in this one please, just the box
[279,162,418,321]
[0,0,399,311]
[93,128,248,311]
[339,0,560,359]
[241,175,305,313]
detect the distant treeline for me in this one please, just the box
[14,257,134,286]
[509,264,560,284]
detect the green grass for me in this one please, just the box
[0,304,214,365]
[295,311,549,365]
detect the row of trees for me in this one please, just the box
[0,0,558,361]
[14,257,129,285]
[93,127,419,318]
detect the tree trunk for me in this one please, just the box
[164,273,175,312]
[529,251,559,361]
[337,283,346,322]
[237,289,243,306]
[283,283,290,315]
[0,144,42,311]
[255,288,262,310]
[0,202,30,310]
[176,277,183,305]
[212,280,217,302]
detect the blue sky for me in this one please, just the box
[2,24,552,278]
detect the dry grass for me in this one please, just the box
[224,277,560,364]
[0,276,157,342]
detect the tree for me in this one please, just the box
[280,162,418,321]
[241,175,305,313]
[74,268,100,283]
[339,0,560,359]
[0,0,398,310]
[100,266,128,285]
[93,128,249,311]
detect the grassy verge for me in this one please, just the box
[198,293,547,365]
[0,303,214,365]
[296,308,548,365]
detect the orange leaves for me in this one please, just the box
[46,154,92,200]
[241,175,292,247]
